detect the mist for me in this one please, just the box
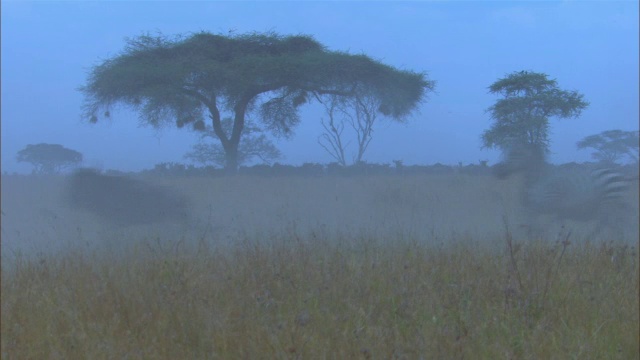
[1,2,639,357]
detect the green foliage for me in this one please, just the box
[16,143,83,174]
[184,118,281,167]
[577,129,639,164]
[80,31,434,171]
[482,71,589,153]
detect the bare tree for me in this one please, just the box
[349,95,378,164]
[318,96,348,166]
[317,93,380,166]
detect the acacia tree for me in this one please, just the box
[81,31,434,172]
[184,117,281,167]
[482,71,589,157]
[577,129,639,165]
[17,143,83,174]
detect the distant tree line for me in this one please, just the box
[136,160,637,179]
[141,160,492,177]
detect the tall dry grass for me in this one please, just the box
[2,173,638,358]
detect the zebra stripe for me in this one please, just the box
[524,166,630,223]
[493,145,634,238]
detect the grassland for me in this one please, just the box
[1,173,638,358]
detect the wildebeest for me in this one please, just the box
[65,168,191,227]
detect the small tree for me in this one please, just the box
[577,129,639,165]
[17,143,83,174]
[482,70,589,156]
[318,97,348,166]
[184,117,281,167]
[81,31,434,172]
[318,92,381,166]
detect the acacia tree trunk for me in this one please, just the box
[206,98,245,174]
[224,144,240,173]
[224,101,248,173]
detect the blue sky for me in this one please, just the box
[2,1,638,173]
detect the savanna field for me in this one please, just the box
[1,172,638,359]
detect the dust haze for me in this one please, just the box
[2,168,638,263]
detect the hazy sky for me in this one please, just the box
[2,1,638,173]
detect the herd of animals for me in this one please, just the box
[64,146,638,241]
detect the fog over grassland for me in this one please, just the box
[1,3,636,255]
[2,169,638,262]
[1,3,638,357]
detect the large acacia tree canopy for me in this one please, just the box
[81,32,434,133]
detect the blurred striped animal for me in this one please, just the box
[65,169,191,227]
[493,144,634,239]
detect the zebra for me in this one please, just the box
[493,144,636,241]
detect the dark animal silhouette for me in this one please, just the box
[65,169,190,226]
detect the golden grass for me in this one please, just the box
[2,233,638,359]
[2,173,638,358]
